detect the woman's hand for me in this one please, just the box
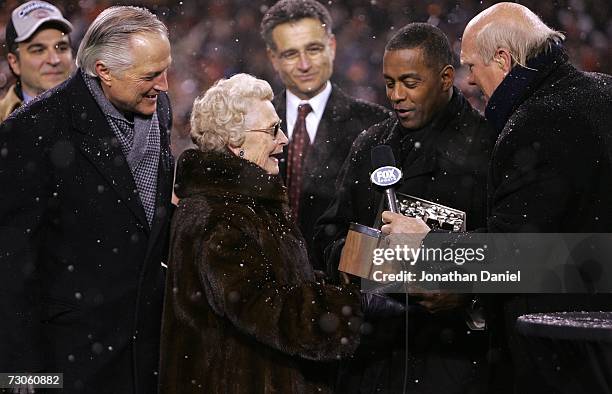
[416,292,468,313]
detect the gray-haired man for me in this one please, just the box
[0,6,173,393]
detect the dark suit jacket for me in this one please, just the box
[273,84,390,269]
[0,71,173,394]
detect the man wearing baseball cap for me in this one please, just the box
[0,0,73,121]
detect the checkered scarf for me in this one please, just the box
[83,71,160,226]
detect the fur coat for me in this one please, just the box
[159,149,362,393]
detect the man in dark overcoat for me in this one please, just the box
[260,0,390,270]
[387,4,612,392]
[459,3,612,392]
[314,23,495,393]
[0,6,173,393]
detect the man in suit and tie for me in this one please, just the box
[261,0,390,269]
[0,6,173,393]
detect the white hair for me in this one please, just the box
[474,12,565,67]
[190,74,274,152]
[76,6,168,76]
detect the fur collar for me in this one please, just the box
[174,148,287,205]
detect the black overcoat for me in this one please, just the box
[313,88,495,393]
[0,71,173,393]
[315,88,494,263]
[483,45,612,393]
[159,149,362,394]
[486,46,612,233]
[274,85,390,269]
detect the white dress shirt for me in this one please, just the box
[285,81,332,144]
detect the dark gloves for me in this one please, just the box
[323,237,345,284]
[313,270,327,284]
[361,292,406,319]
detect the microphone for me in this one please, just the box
[370,145,402,213]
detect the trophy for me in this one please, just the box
[396,193,466,232]
[338,194,467,280]
[338,145,467,279]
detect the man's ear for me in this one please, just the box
[95,61,112,87]
[440,64,454,91]
[6,52,21,77]
[494,48,512,74]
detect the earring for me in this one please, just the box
[239,149,245,157]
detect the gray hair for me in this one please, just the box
[260,0,333,51]
[190,73,273,152]
[474,12,564,67]
[76,6,168,76]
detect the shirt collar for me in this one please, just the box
[285,81,332,116]
[22,90,34,104]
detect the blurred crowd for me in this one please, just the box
[1,0,611,154]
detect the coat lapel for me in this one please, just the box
[400,153,437,180]
[145,106,174,259]
[68,73,150,230]
[302,85,351,188]
[273,85,352,188]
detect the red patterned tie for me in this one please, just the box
[287,103,313,222]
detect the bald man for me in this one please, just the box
[462,3,612,393]
[382,3,612,392]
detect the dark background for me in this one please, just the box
[1,0,610,153]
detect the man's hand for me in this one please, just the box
[361,292,406,319]
[380,211,431,235]
[415,292,468,314]
[11,384,35,394]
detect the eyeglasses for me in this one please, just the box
[277,44,327,65]
[245,120,283,139]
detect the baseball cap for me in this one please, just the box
[5,1,73,52]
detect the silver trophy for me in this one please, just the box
[394,193,484,329]
[396,192,466,232]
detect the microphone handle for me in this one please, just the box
[385,188,399,213]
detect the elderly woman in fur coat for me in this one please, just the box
[158,73,365,393]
